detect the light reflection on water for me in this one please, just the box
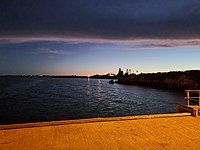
[0,77,184,124]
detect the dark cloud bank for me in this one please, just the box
[0,0,200,40]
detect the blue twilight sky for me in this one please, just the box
[0,0,200,75]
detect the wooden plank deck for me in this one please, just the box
[1,113,200,150]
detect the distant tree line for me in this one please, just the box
[117,70,200,90]
[117,68,139,77]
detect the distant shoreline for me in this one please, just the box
[1,70,200,90]
[0,74,117,79]
[0,75,88,78]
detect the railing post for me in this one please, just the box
[186,90,190,106]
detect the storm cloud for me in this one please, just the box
[0,0,200,40]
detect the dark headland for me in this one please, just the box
[116,69,200,90]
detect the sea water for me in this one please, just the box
[0,77,184,124]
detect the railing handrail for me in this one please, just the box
[185,90,200,92]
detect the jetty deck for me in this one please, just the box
[1,113,200,150]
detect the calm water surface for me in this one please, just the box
[0,77,184,124]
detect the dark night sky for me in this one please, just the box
[1,0,200,39]
[0,0,200,75]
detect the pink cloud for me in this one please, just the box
[127,39,200,50]
[1,36,200,50]
[37,48,72,55]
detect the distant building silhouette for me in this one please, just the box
[117,68,124,77]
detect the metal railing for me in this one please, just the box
[185,90,200,106]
